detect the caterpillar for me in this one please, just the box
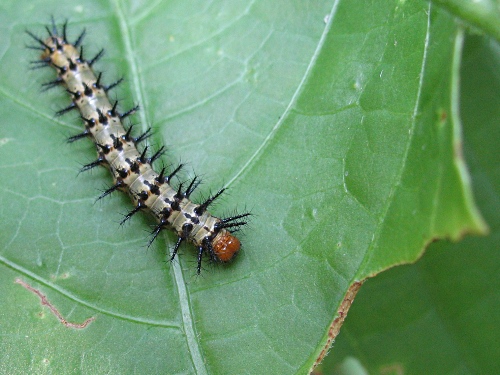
[27,19,249,275]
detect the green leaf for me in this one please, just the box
[320,33,500,374]
[432,0,500,43]
[0,0,487,374]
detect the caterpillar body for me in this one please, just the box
[27,20,249,275]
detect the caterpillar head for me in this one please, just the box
[211,230,241,262]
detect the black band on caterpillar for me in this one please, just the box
[27,19,250,275]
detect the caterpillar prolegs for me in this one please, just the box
[27,20,249,275]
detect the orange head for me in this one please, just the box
[212,231,241,262]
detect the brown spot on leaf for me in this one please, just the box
[439,109,447,122]
[15,278,95,329]
[309,280,364,373]
[380,363,405,375]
